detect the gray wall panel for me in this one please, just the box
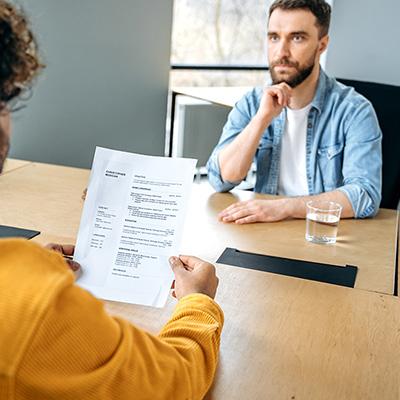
[327,0,400,85]
[9,0,173,168]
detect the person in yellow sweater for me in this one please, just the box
[0,239,224,399]
[0,3,223,398]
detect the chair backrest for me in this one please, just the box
[337,78,400,210]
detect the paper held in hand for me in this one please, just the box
[74,147,197,307]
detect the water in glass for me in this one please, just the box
[306,212,340,244]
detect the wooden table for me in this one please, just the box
[2,158,32,174]
[182,186,399,295]
[0,161,88,239]
[398,212,400,296]
[0,164,397,294]
[1,161,400,399]
[107,264,400,400]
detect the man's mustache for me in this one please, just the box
[271,58,299,68]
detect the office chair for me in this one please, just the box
[337,78,400,210]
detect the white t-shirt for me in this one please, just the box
[278,103,312,196]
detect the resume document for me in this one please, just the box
[74,147,196,307]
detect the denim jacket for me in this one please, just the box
[207,69,382,218]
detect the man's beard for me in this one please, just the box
[270,55,316,88]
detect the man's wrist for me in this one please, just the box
[253,111,273,129]
[281,197,307,219]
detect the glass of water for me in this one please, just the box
[305,200,342,244]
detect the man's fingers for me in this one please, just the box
[275,84,292,107]
[279,82,293,94]
[223,200,248,212]
[276,89,284,106]
[263,83,293,110]
[220,202,258,222]
[222,208,253,222]
[219,207,244,220]
[270,88,284,106]
[235,214,259,224]
[218,201,249,218]
[220,199,288,224]
[271,86,292,107]
[219,200,279,223]
[278,82,293,97]
[280,89,290,107]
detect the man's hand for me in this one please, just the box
[257,83,292,122]
[169,256,219,300]
[218,198,293,224]
[45,243,81,272]
[218,83,292,184]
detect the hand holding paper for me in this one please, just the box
[169,256,219,300]
[74,147,197,307]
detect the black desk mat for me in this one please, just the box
[217,247,358,288]
[0,225,40,240]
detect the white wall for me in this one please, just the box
[9,0,173,168]
[326,0,400,86]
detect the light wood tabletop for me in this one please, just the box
[0,161,88,238]
[398,212,400,296]
[0,162,397,295]
[1,161,399,399]
[1,158,32,174]
[106,265,400,400]
[181,185,399,295]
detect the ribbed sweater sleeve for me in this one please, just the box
[9,243,223,400]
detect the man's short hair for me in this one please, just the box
[269,0,331,38]
[0,0,43,110]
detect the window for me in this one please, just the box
[170,0,334,87]
[170,0,270,87]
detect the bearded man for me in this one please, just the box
[207,0,382,223]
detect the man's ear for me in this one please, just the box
[319,35,329,54]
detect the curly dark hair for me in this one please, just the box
[0,0,44,111]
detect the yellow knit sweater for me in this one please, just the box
[0,239,224,400]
